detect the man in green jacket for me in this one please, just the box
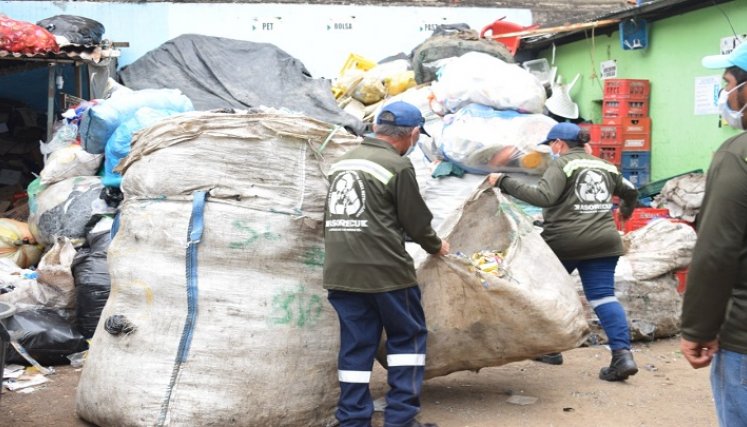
[324,101,449,427]
[680,41,747,426]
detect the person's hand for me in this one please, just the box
[487,173,505,187]
[437,240,450,256]
[680,337,719,369]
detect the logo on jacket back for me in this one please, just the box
[327,171,368,230]
[573,169,613,212]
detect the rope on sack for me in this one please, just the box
[157,190,207,427]
[317,124,343,154]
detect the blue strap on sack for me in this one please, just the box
[157,190,207,426]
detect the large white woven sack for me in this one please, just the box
[76,110,360,427]
[406,186,590,379]
[622,219,696,281]
[575,257,682,343]
[430,51,547,114]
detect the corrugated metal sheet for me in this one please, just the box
[0,45,119,76]
[521,0,735,50]
[0,46,120,63]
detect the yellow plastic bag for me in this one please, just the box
[0,219,44,268]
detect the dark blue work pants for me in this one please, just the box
[328,286,427,427]
[562,256,631,350]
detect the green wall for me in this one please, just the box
[542,2,747,181]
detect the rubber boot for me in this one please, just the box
[533,352,563,365]
[599,349,638,381]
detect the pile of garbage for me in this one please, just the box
[651,172,705,223]
[332,25,558,177]
[0,18,691,426]
[1,82,193,392]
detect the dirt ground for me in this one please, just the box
[2,336,716,427]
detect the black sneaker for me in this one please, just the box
[533,352,563,365]
[408,421,439,427]
[599,349,638,381]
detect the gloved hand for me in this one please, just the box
[487,173,506,187]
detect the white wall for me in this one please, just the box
[1,1,531,78]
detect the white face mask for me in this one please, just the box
[718,82,747,130]
[549,140,560,160]
[403,133,418,157]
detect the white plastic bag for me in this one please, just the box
[431,51,547,114]
[40,144,103,185]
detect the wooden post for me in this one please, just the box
[75,62,83,98]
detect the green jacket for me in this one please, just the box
[498,147,637,260]
[323,137,443,293]
[681,132,747,354]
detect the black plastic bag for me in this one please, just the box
[72,230,111,338]
[4,309,88,366]
[411,24,513,84]
[36,15,105,46]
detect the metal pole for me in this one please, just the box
[75,63,83,98]
[46,63,56,142]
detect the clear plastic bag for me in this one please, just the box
[438,104,556,174]
[40,123,78,161]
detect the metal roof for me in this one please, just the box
[0,43,121,76]
[521,0,735,51]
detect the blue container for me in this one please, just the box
[621,151,651,170]
[622,168,651,188]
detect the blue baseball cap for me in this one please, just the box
[702,41,747,71]
[540,122,581,145]
[376,101,430,135]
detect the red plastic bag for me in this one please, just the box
[0,14,59,54]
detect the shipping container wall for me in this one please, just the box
[543,2,747,181]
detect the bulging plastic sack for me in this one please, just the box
[431,51,546,113]
[36,15,105,46]
[40,123,78,160]
[79,88,193,154]
[438,104,557,174]
[0,14,59,54]
[72,227,111,339]
[103,107,178,188]
[40,144,103,186]
[0,219,43,268]
[28,176,115,247]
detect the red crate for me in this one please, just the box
[601,117,651,150]
[590,143,622,165]
[601,117,651,134]
[675,268,688,294]
[602,99,650,118]
[603,79,650,100]
[614,207,670,233]
[621,134,650,150]
[590,124,622,145]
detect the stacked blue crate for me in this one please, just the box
[621,151,651,188]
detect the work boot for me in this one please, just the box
[533,352,563,365]
[599,349,638,381]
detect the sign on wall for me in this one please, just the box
[693,75,721,116]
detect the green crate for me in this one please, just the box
[637,169,703,200]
